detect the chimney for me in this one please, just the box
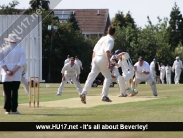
[97,10,100,15]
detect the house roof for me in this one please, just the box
[53,9,110,34]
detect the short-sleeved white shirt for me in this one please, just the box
[64,58,70,65]
[159,65,166,74]
[165,66,172,74]
[134,61,150,80]
[93,34,114,57]
[150,61,155,71]
[172,60,183,69]
[74,59,82,68]
[61,63,80,77]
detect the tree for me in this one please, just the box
[0,0,20,14]
[113,25,139,63]
[125,11,136,29]
[67,13,80,30]
[29,0,41,10]
[41,0,50,10]
[112,11,136,29]
[41,11,93,82]
[29,0,50,10]
[167,2,183,51]
[111,11,126,28]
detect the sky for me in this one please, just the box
[1,0,183,28]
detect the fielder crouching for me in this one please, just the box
[132,56,158,97]
[56,57,82,96]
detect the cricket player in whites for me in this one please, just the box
[150,58,157,82]
[56,57,82,96]
[132,56,158,97]
[112,50,138,97]
[80,26,116,104]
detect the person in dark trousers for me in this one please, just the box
[0,34,26,114]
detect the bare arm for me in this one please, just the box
[1,65,12,76]
[62,73,65,81]
[142,70,150,74]
[117,52,125,59]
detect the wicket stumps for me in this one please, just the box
[29,77,40,107]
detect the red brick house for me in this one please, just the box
[53,9,111,38]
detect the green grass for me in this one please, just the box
[0,83,183,138]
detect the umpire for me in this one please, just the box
[0,34,26,114]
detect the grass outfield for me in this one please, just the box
[0,83,183,137]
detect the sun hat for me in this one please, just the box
[175,56,180,60]
[4,34,21,43]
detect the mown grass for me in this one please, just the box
[0,83,183,138]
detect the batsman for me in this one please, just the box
[111,49,138,97]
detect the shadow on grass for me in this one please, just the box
[18,113,94,116]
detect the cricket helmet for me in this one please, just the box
[115,49,122,55]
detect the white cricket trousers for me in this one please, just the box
[160,72,165,84]
[123,70,134,81]
[82,56,111,97]
[117,76,127,95]
[166,73,171,84]
[150,70,156,82]
[21,76,29,94]
[174,68,181,84]
[57,75,82,95]
[133,75,158,96]
[118,70,134,95]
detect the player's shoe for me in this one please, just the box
[118,93,127,97]
[11,111,20,114]
[126,87,138,96]
[80,94,86,104]
[5,112,10,115]
[102,96,112,102]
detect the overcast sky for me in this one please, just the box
[2,0,183,28]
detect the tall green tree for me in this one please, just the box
[111,11,126,28]
[41,11,92,82]
[112,11,136,29]
[29,0,50,10]
[0,0,20,14]
[167,2,183,51]
[125,11,136,29]
[67,13,80,30]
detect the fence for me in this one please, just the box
[0,15,44,82]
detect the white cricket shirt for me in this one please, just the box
[134,61,150,80]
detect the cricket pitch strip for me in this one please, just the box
[20,95,162,108]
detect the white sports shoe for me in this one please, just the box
[126,87,138,96]
[5,112,10,115]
